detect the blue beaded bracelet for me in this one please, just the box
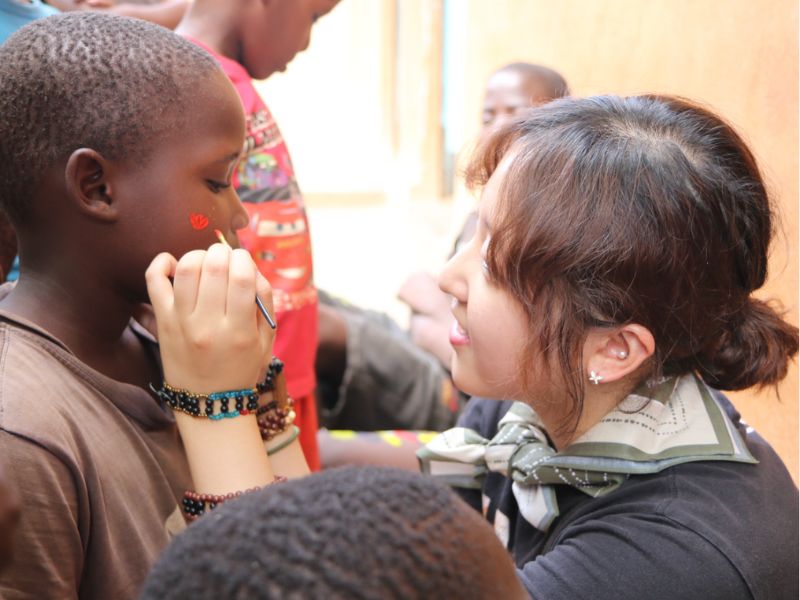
[151,383,259,419]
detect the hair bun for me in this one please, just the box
[696,298,798,390]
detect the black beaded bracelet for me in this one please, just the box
[150,383,260,419]
[257,358,284,394]
[152,358,287,420]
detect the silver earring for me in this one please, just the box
[615,350,628,359]
[589,370,603,385]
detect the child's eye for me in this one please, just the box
[207,180,231,193]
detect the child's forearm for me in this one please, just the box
[409,314,454,368]
[319,429,435,471]
[397,271,452,318]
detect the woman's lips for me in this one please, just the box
[449,320,471,346]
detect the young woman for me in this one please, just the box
[419,94,799,599]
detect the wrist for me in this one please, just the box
[265,425,300,456]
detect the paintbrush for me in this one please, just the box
[214,229,277,329]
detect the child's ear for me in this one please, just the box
[64,148,119,223]
[583,324,655,385]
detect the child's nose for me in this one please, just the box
[230,197,249,232]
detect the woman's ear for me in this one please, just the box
[64,148,119,223]
[583,324,655,385]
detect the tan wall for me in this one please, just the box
[457,0,799,479]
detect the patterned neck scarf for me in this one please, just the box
[417,374,756,532]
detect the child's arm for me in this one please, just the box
[103,0,190,30]
[52,0,191,30]
[396,271,452,319]
[146,245,307,498]
[318,429,436,472]
[408,313,454,368]
[395,210,478,323]
[0,458,19,573]
[0,433,80,598]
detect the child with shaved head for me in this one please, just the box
[141,467,529,600]
[0,12,304,598]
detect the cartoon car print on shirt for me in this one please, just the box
[233,106,315,311]
[239,199,312,295]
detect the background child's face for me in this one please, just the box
[106,69,248,301]
[481,69,551,135]
[241,0,339,80]
[438,153,531,400]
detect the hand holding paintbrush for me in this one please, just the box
[215,229,277,329]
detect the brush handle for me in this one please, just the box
[255,294,277,329]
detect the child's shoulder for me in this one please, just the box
[0,315,93,384]
[0,318,94,428]
[0,317,149,453]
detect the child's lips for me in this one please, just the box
[449,320,471,346]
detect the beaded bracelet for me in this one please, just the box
[181,475,288,521]
[257,357,284,394]
[257,396,296,441]
[150,382,260,419]
[254,357,296,441]
[153,358,290,423]
[266,425,300,456]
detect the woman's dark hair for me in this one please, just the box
[466,95,798,430]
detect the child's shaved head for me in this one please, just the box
[0,12,218,224]
[141,467,528,600]
[498,62,570,100]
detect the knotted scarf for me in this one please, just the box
[417,374,756,532]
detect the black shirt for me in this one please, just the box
[456,394,798,600]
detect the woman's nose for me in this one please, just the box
[438,251,468,305]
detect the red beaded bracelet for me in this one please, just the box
[181,476,287,521]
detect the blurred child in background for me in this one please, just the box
[177,0,340,471]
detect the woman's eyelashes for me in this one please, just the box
[480,236,492,277]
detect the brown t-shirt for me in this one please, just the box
[0,304,190,599]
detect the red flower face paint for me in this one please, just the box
[190,213,210,230]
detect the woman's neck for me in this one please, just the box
[535,379,638,451]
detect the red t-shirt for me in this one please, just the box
[190,42,319,467]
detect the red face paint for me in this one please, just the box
[190,213,210,230]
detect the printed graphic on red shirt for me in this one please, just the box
[234,108,316,314]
